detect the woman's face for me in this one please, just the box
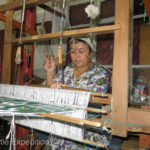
[69,41,92,68]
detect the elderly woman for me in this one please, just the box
[44,38,108,93]
[39,38,110,150]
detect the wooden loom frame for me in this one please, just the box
[0,0,150,138]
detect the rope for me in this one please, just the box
[48,0,57,58]
[19,0,26,44]
[59,0,66,46]
[14,0,26,84]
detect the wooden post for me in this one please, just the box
[1,0,14,84]
[111,0,130,137]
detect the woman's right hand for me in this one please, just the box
[43,54,56,73]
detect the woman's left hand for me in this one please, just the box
[50,82,66,88]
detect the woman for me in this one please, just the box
[38,38,110,149]
[44,38,109,93]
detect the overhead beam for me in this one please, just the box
[0,13,37,35]
[38,4,65,18]
[7,24,121,44]
[0,0,53,12]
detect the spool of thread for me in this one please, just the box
[15,46,22,64]
[57,45,63,66]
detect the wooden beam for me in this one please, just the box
[38,4,65,18]
[1,1,14,84]
[7,24,121,44]
[98,113,150,134]
[111,0,130,137]
[0,0,53,12]
[0,13,37,35]
[39,113,101,127]
[99,118,150,134]
[0,12,20,28]
[89,96,111,105]
[128,108,150,127]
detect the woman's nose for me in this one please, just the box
[74,50,80,57]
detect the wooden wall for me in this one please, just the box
[139,23,150,79]
[139,23,150,65]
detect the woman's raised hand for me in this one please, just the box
[43,54,56,73]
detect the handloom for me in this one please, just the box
[0,84,108,148]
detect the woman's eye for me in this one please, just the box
[79,49,85,53]
[70,50,75,53]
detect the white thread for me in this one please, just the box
[6,113,16,150]
[0,84,90,107]
[0,84,91,141]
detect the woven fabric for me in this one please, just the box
[0,96,76,114]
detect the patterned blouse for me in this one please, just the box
[41,64,110,150]
[54,63,109,93]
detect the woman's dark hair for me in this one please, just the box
[69,39,92,52]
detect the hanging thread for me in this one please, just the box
[56,0,66,66]
[15,0,26,65]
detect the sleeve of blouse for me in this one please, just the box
[87,67,109,93]
[54,70,63,83]
[95,69,109,93]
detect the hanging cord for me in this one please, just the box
[56,0,66,66]
[14,0,26,84]
[23,115,34,150]
[59,0,66,46]
[42,10,45,27]
[6,113,16,150]
[37,10,46,34]
[49,0,57,59]
[45,121,54,148]
[19,0,26,44]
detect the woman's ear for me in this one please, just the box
[90,51,93,58]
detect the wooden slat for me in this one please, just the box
[0,13,37,35]
[128,126,150,134]
[128,108,150,127]
[97,117,150,134]
[0,0,53,12]
[61,85,111,97]
[111,0,130,137]
[39,113,101,127]
[1,9,14,84]
[81,139,105,148]
[89,96,111,105]
[7,24,121,44]
[86,107,107,113]
[38,4,65,18]
[61,86,111,105]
